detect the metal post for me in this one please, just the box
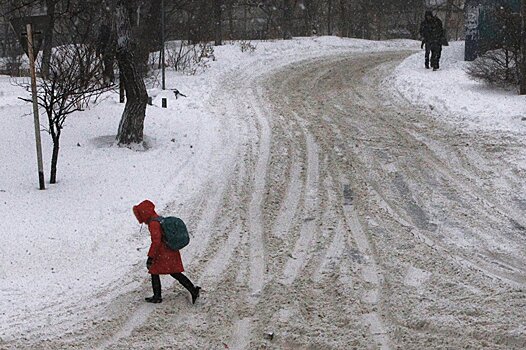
[26,23,45,190]
[161,0,166,90]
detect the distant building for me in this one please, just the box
[465,0,520,61]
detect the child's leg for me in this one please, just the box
[171,273,201,304]
[145,274,162,303]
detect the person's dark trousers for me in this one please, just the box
[150,273,197,296]
[430,43,442,69]
[424,42,431,68]
[171,273,197,294]
[151,274,162,297]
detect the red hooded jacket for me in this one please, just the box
[133,200,184,274]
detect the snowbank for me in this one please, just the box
[0,36,417,340]
[389,41,526,135]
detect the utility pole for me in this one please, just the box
[161,0,166,90]
[521,0,526,95]
[26,23,46,190]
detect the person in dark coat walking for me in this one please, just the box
[133,200,201,304]
[419,10,444,71]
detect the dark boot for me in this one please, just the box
[192,286,201,304]
[146,274,162,303]
[172,273,201,304]
[145,296,162,303]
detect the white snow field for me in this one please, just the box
[0,38,525,349]
[391,41,526,135]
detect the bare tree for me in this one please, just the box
[18,42,112,183]
[466,5,521,89]
[114,0,149,146]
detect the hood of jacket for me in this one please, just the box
[133,200,158,224]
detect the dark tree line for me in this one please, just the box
[161,0,463,42]
[0,0,468,155]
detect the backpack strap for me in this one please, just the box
[148,216,164,224]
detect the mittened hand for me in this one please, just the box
[146,257,153,269]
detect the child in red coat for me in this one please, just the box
[133,200,201,304]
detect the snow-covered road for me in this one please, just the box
[3,45,526,349]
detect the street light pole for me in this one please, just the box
[26,23,46,190]
[161,0,165,90]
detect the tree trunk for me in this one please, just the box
[444,0,454,42]
[41,0,56,78]
[327,0,333,36]
[50,136,59,184]
[339,0,347,37]
[283,0,293,39]
[521,0,526,95]
[303,1,310,36]
[243,5,248,38]
[133,1,158,78]
[303,0,316,36]
[215,0,223,45]
[227,2,234,40]
[115,0,148,145]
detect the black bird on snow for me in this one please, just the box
[172,89,187,99]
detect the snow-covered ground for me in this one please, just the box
[390,41,526,135]
[1,37,525,348]
[0,37,417,342]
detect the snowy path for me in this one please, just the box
[5,50,526,349]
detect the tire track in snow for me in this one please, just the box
[229,317,251,350]
[312,217,347,283]
[367,184,526,289]
[273,55,392,348]
[280,128,320,286]
[246,85,272,299]
[271,160,302,239]
[198,222,242,286]
[95,72,246,350]
[336,95,526,288]
[95,175,234,350]
[342,186,391,350]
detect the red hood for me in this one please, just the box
[133,200,158,223]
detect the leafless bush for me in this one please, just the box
[466,5,521,89]
[238,40,257,53]
[165,41,215,75]
[466,49,520,88]
[0,36,24,77]
[0,55,23,76]
[144,53,161,88]
[16,43,113,183]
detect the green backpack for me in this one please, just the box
[151,216,190,251]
